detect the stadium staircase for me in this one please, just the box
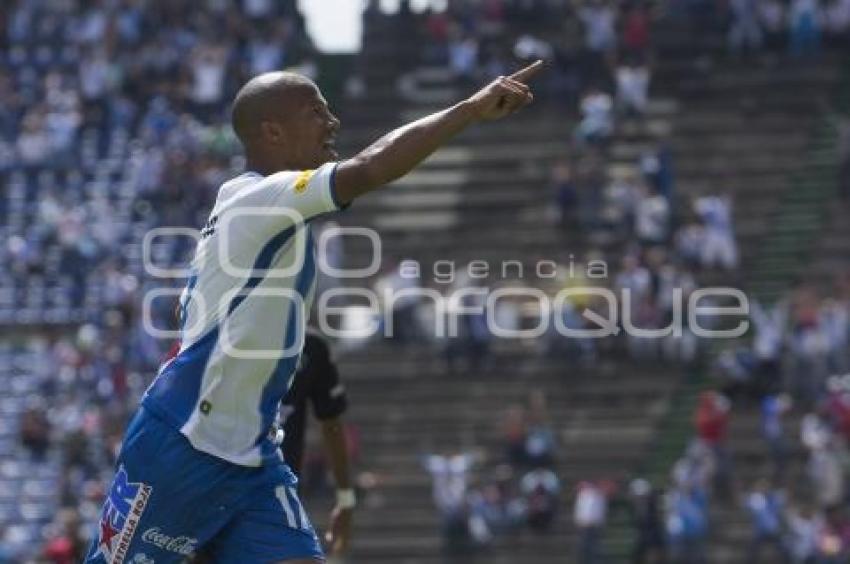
[307,9,685,564]
[746,84,847,303]
[766,59,850,299]
[332,346,678,563]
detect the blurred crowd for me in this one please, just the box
[1,0,319,328]
[719,281,850,409]
[418,282,849,563]
[630,338,850,564]
[422,389,563,554]
[402,1,850,563]
[581,274,848,564]
[1,0,320,562]
[1,327,155,563]
[692,280,850,562]
[361,0,743,374]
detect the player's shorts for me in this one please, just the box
[84,406,324,564]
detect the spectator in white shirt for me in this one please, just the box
[78,48,112,105]
[425,453,475,515]
[758,0,786,50]
[574,480,609,564]
[616,56,651,117]
[17,109,51,167]
[424,452,477,551]
[578,0,617,84]
[807,444,844,509]
[785,505,820,563]
[579,0,618,54]
[694,194,738,270]
[744,480,789,562]
[677,222,707,269]
[635,183,671,246]
[616,254,652,311]
[750,298,787,387]
[244,0,274,20]
[188,44,229,120]
[576,87,614,145]
[247,25,289,76]
[729,0,764,55]
[824,0,850,41]
[448,33,480,82]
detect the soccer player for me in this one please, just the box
[87,60,542,564]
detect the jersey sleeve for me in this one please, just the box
[305,335,348,421]
[257,162,347,223]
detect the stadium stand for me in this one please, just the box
[1,1,849,563]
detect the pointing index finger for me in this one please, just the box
[509,59,544,84]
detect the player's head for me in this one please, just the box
[231,71,340,172]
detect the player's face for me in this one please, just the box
[287,85,340,168]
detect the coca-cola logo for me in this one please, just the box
[141,528,198,556]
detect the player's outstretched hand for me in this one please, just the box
[325,505,353,556]
[465,59,544,122]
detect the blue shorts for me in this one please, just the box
[85,406,324,564]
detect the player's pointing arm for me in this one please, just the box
[333,59,544,205]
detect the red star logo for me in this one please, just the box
[99,519,118,551]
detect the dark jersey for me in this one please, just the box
[280,333,347,476]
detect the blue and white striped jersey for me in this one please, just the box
[142,163,344,467]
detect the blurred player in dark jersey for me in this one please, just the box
[275,330,354,556]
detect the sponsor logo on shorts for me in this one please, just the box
[96,465,152,564]
[141,527,198,556]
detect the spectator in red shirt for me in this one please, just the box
[695,391,733,498]
[695,391,729,444]
[621,4,651,58]
[42,509,85,564]
[825,378,850,442]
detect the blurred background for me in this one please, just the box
[1,0,850,562]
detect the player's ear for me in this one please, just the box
[260,120,286,144]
